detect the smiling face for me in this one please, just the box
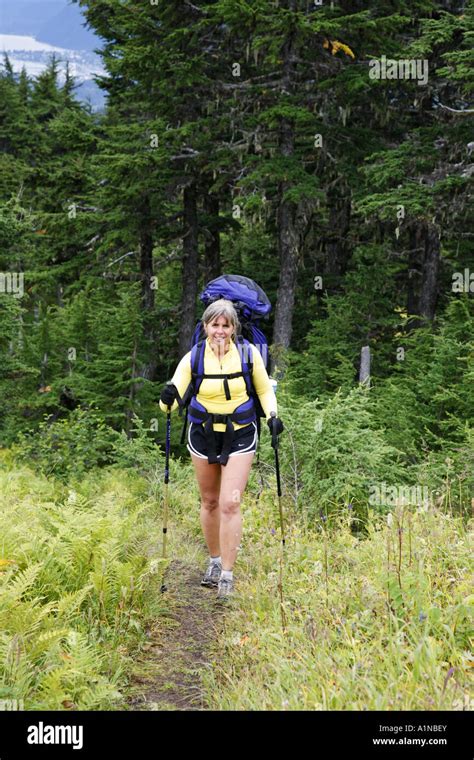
[205,313,234,356]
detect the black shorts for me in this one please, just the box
[187,420,258,462]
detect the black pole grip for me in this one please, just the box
[270,410,278,449]
[166,380,184,408]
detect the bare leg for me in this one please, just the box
[190,454,221,556]
[218,452,255,571]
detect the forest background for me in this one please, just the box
[0,0,472,713]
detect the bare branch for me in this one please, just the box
[219,72,284,90]
[106,251,137,268]
[155,251,182,268]
[438,102,474,114]
[220,139,249,150]
[85,234,100,248]
[170,148,200,160]
[184,0,208,14]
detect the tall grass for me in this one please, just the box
[201,483,473,710]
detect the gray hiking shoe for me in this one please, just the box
[201,561,221,587]
[216,577,234,602]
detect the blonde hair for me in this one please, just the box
[202,298,241,339]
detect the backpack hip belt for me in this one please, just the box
[188,395,256,465]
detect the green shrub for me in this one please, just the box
[13,409,164,482]
[13,407,117,480]
[263,385,406,523]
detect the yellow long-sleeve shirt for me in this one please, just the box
[159,337,277,432]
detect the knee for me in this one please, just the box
[219,498,241,518]
[201,497,219,513]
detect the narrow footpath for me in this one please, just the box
[127,558,226,711]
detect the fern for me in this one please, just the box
[3,563,43,603]
[56,586,94,620]
[27,628,72,661]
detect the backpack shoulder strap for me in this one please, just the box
[180,341,204,442]
[180,340,205,412]
[238,336,266,430]
[191,339,206,394]
[235,336,254,396]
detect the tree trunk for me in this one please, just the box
[140,223,154,313]
[138,198,158,381]
[178,181,199,357]
[407,220,440,328]
[359,345,371,387]
[407,223,421,322]
[272,2,299,355]
[202,179,221,283]
[324,186,352,277]
[125,337,138,439]
[273,228,299,351]
[418,222,440,322]
[273,115,310,356]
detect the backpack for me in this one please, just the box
[178,274,272,463]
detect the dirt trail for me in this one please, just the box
[128,559,225,711]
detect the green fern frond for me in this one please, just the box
[56,586,94,620]
[4,563,43,602]
[27,628,72,661]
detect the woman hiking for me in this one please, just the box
[159,297,284,601]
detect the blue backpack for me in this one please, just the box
[178,274,272,464]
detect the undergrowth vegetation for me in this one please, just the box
[1,336,472,711]
[0,451,182,710]
[200,486,473,710]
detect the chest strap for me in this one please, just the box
[192,370,251,401]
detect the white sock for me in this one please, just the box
[210,555,222,565]
[221,569,233,581]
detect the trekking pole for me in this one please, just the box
[270,411,287,631]
[160,390,172,594]
[270,412,285,545]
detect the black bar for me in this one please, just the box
[0,711,469,758]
